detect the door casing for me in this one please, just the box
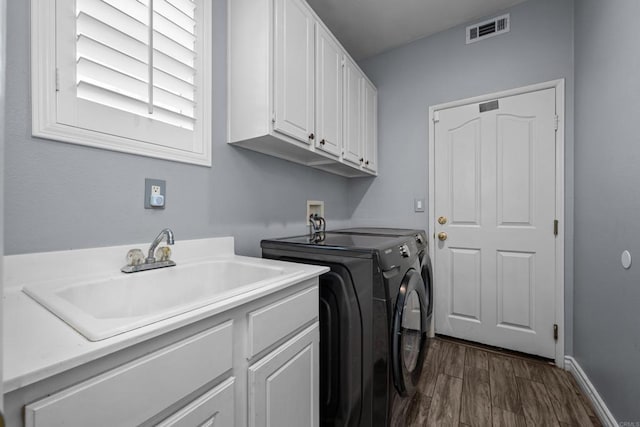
[428,79,565,367]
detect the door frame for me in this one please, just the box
[427,79,565,367]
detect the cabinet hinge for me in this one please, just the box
[554,219,559,236]
[554,114,559,131]
[55,68,60,92]
[553,324,558,341]
[433,111,440,123]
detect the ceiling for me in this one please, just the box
[306,0,529,60]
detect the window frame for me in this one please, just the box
[31,0,212,166]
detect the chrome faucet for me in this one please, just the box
[146,228,175,264]
[121,228,176,273]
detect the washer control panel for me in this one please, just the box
[379,239,419,271]
[399,244,411,258]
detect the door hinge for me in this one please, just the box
[55,68,60,92]
[554,219,559,236]
[554,114,559,131]
[433,111,440,123]
[553,324,558,341]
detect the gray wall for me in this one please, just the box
[4,0,351,257]
[0,0,5,411]
[574,0,640,421]
[352,0,575,353]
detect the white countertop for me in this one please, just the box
[3,237,327,393]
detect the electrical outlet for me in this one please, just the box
[145,178,166,209]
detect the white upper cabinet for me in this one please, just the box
[228,0,377,178]
[343,56,363,167]
[343,60,378,172]
[273,0,316,144]
[315,25,343,158]
[362,79,378,173]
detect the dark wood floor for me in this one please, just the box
[393,337,602,427]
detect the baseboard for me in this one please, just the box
[564,356,617,427]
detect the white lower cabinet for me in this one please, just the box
[157,377,235,427]
[17,281,319,427]
[248,324,319,427]
[25,322,234,427]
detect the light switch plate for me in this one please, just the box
[414,198,425,212]
[145,178,166,209]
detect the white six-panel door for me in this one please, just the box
[434,88,557,358]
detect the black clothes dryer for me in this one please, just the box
[261,232,431,427]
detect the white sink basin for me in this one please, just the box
[23,259,303,341]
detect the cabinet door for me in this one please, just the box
[157,377,234,427]
[362,79,378,173]
[343,57,363,167]
[273,0,315,144]
[249,323,319,427]
[315,25,342,157]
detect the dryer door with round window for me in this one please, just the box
[391,269,429,397]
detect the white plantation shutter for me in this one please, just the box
[76,0,196,129]
[32,0,211,165]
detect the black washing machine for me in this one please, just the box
[261,232,431,426]
[333,228,433,318]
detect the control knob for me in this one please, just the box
[399,244,410,258]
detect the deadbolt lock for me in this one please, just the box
[438,216,448,225]
[438,232,448,241]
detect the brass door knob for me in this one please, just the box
[438,232,448,241]
[438,216,448,225]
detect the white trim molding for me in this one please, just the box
[564,356,618,427]
[428,79,566,367]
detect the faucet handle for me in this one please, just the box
[155,246,172,262]
[126,249,145,266]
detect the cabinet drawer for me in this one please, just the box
[25,321,233,427]
[247,285,318,358]
[157,377,235,427]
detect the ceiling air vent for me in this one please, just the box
[466,14,510,44]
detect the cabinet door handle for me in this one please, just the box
[320,139,325,145]
[365,160,370,165]
[359,158,364,163]
[309,133,315,140]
